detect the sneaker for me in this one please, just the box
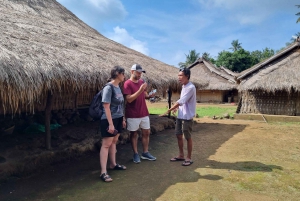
[133,153,141,163]
[141,152,156,161]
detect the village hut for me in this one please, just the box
[236,41,300,116]
[0,0,207,148]
[170,58,237,103]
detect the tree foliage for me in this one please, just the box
[296,5,300,23]
[178,40,275,72]
[229,40,242,52]
[251,48,275,63]
[215,49,255,72]
[178,49,200,68]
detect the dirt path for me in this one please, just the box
[0,118,300,201]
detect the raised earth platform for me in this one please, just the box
[0,115,175,181]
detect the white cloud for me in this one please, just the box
[57,0,127,23]
[197,0,300,25]
[86,0,127,20]
[108,26,149,55]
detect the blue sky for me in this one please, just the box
[57,0,300,67]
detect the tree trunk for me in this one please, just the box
[45,90,53,150]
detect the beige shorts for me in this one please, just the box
[127,116,150,131]
[175,119,193,139]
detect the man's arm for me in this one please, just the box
[160,102,180,116]
[125,82,147,103]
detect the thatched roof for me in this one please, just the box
[187,58,237,90]
[0,0,207,114]
[237,42,300,92]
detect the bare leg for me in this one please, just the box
[176,134,184,158]
[130,131,139,154]
[141,129,150,153]
[186,138,193,160]
[108,134,119,168]
[100,137,113,175]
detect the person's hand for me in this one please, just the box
[172,108,178,116]
[149,93,155,98]
[122,120,126,128]
[108,124,115,134]
[140,82,147,91]
[159,109,170,117]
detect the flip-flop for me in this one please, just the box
[170,157,185,161]
[111,164,126,170]
[182,160,193,166]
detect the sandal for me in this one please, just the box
[170,157,185,161]
[100,172,113,182]
[111,164,126,170]
[182,160,193,166]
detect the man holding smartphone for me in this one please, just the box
[123,64,156,163]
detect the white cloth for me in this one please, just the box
[126,116,150,131]
[177,82,196,120]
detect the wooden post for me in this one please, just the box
[167,87,172,118]
[45,90,53,150]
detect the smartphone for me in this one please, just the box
[149,89,157,96]
[107,127,118,135]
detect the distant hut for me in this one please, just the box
[236,42,300,116]
[0,0,207,148]
[172,58,237,103]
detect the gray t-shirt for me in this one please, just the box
[101,84,124,120]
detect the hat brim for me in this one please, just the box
[136,69,146,73]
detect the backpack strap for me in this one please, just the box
[104,83,115,99]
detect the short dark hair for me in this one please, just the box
[179,68,191,80]
[110,66,125,80]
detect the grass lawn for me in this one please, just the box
[147,102,237,118]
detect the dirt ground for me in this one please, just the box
[1,112,300,200]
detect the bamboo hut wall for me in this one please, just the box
[197,90,224,103]
[239,90,300,116]
[170,92,181,102]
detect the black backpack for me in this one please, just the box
[89,83,115,120]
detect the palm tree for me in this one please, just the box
[202,52,210,60]
[229,40,242,52]
[296,5,300,23]
[290,32,300,42]
[178,49,200,68]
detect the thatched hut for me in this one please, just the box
[236,41,300,116]
[0,0,207,148]
[172,58,237,103]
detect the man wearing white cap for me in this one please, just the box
[123,64,156,163]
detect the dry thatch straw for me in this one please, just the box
[238,42,300,93]
[188,58,237,90]
[0,0,207,115]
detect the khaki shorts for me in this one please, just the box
[175,119,193,139]
[127,116,150,131]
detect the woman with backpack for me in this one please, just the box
[99,66,126,182]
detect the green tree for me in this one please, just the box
[178,49,200,68]
[202,52,210,60]
[229,40,242,52]
[201,52,216,64]
[251,48,275,63]
[296,5,300,23]
[215,49,254,72]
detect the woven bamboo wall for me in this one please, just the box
[239,90,300,116]
[198,90,224,103]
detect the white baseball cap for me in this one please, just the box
[131,64,146,73]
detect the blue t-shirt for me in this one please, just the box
[101,84,124,120]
